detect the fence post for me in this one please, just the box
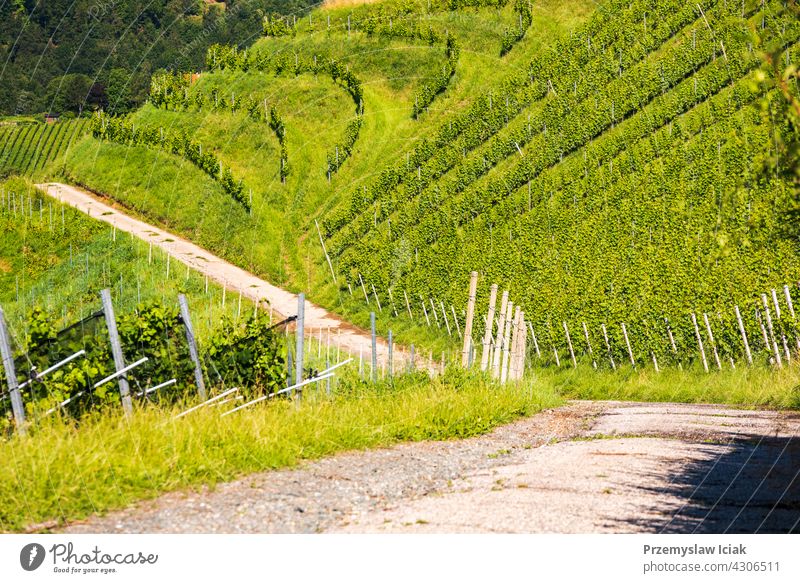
[178,294,207,400]
[582,322,596,369]
[621,322,635,368]
[601,324,616,370]
[0,306,26,434]
[702,313,722,370]
[492,291,509,378]
[783,285,800,350]
[462,271,478,367]
[370,312,377,382]
[563,321,577,368]
[734,305,753,366]
[500,302,514,383]
[101,288,133,415]
[761,294,782,368]
[528,322,541,358]
[294,293,305,396]
[388,330,393,379]
[480,284,498,370]
[690,312,709,373]
[439,300,451,335]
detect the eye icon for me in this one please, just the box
[20,543,46,571]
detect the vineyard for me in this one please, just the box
[0,119,88,177]
[1,0,800,537]
[319,0,800,370]
[1,0,797,380]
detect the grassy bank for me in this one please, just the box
[3,359,800,532]
[544,364,800,410]
[0,369,561,532]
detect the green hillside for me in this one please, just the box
[0,120,88,178]
[10,0,800,364]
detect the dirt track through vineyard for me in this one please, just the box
[38,182,402,367]
[61,401,800,534]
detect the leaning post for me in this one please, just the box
[178,294,208,400]
[101,288,133,415]
[0,306,26,434]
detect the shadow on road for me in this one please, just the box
[628,437,800,533]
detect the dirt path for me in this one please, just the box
[38,182,399,366]
[61,401,800,534]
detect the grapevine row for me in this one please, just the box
[90,112,250,211]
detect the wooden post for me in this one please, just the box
[784,284,799,350]
[665,317,680,368]
[702,313,722,370]
[563,321,577,368]
[429,298,441,328]
[439,300,451,335]
[651,352,660,372]
[771,288,791,360]
[508,307,521,380]
[0,306,25,434]
[690,312,709,373]
[314,219,337,284]
[451,305,462,338]
[480,284,498,370]
[178,294,207,400]
[371,284,382,312]
[491,291,509,378]
[295,293,305,396]
[756,307,770,351]
[784,284,796,319]
[761,294,782,367]
[387,288,398,317]
[462,271,478,366]
[517,313,527,379]
[359,273,369,304]
[101,289,133,415]
[370,312,378,382]
[500,302,514,383]
[621,322,635,368]
[734,305,753,366]
[388,330,393,379]
[404,291,413,319]
[421,301,430,326]
[771,288,782,319]
[581,322,597,369]
[528,322,541,358]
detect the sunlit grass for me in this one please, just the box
[0,368,562,532]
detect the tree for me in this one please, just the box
[105,68,133,114]
[44,74,94,115]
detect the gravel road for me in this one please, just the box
[62,401,800,534]
[37,182,410,369]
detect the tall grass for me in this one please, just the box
[0,369,562,532]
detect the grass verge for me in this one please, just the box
[545,364,800,410]
[0,368,561,532]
